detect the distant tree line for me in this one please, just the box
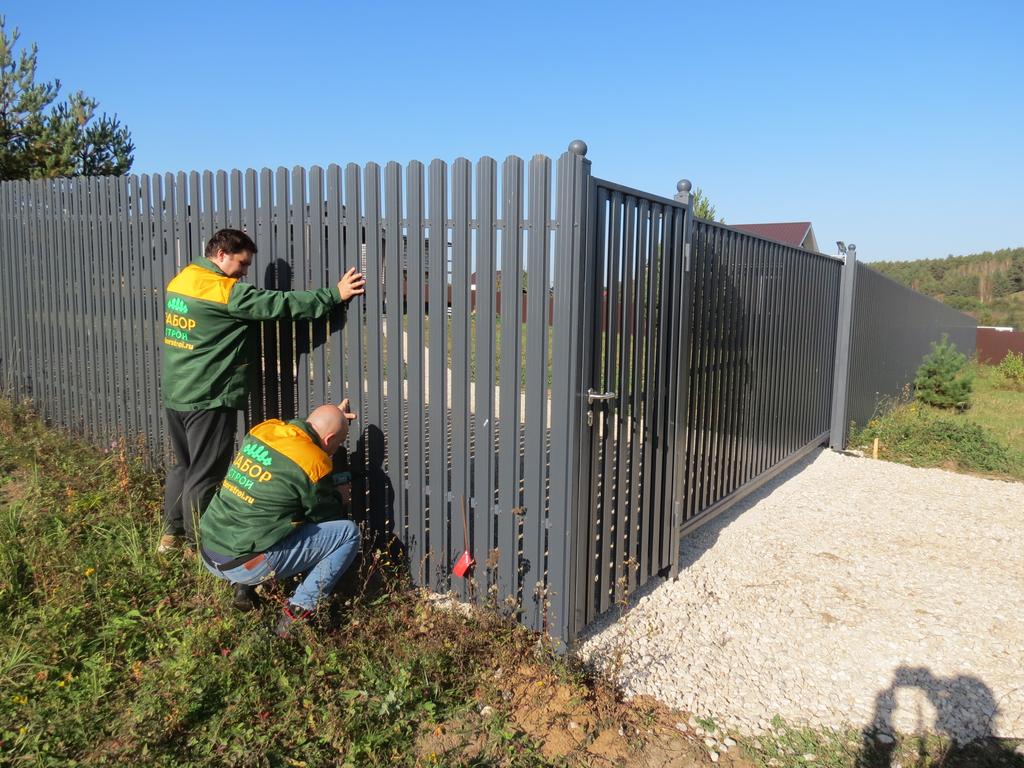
[870,247,1024,328]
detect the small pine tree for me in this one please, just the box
[913,335,973,409]
[0,16,134,179]
[692,187,723,222]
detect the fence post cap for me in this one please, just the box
[676,179,693,194]
[568,139,588,157]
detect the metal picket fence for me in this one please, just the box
[0,141,975,645]
[679,220,843,533]
[842,264,977,443]
[0,150,596,643]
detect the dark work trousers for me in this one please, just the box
[163,407,238,545]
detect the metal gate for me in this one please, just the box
[570,178,693,633]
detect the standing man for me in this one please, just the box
[160,228,365,554]
[200,400,361,636]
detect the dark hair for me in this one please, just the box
[205,229,257,259]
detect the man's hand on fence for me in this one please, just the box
[338,398,357,423]
[338,268,366,301]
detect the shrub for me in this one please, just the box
[850,402,1022,479]
[996,351,1024,390]
[913,335,973,409]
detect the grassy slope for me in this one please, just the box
[0,399,558,766]
[0,398,720,768]
[2,399,1021,767]
[966,363,1024,455]
[847,362,1024,481]
[849,363,1024,481]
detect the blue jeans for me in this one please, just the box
[202,520,361,612]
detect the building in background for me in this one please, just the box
[731,221,819,253]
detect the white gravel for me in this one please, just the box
[578,449,1024,743]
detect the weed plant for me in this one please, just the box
[996,351,1024,391]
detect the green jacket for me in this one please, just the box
[200,418,343,557]
[161,257,342,411]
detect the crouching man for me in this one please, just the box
[199,400,361,637]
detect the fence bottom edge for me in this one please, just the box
[677,431,830,542]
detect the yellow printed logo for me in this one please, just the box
[242,443,272,465]
[165,312,196,330]
[222,480,255,504]
[231,453,273,484]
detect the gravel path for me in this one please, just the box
[578,449,1024,743]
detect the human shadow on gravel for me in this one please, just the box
[860,666,1022,767]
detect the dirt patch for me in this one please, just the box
[416,657,755,767]
[0,466,30,506]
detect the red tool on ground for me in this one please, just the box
[452,495,474,578]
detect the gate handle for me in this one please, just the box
[587,388,617,404]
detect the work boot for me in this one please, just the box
[274,603,312,639]
[232,584,259,612]
[156,534,185,554]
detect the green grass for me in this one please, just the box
[740,716,1022,768]
[6,391,1020,766]
[849,363,1024,480]
[0,397,581,766]
[967,361,1024,455]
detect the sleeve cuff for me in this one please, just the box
[330,286,342,302]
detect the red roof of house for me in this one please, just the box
[730,222,813,249]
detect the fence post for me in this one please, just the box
[829,243,858,450]
[667,180,695,578]
[549,139,592,647]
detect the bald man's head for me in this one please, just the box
[307,404,348,455]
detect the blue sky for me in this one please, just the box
[6,0,1022,262]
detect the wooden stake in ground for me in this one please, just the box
[872,438,880,460]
